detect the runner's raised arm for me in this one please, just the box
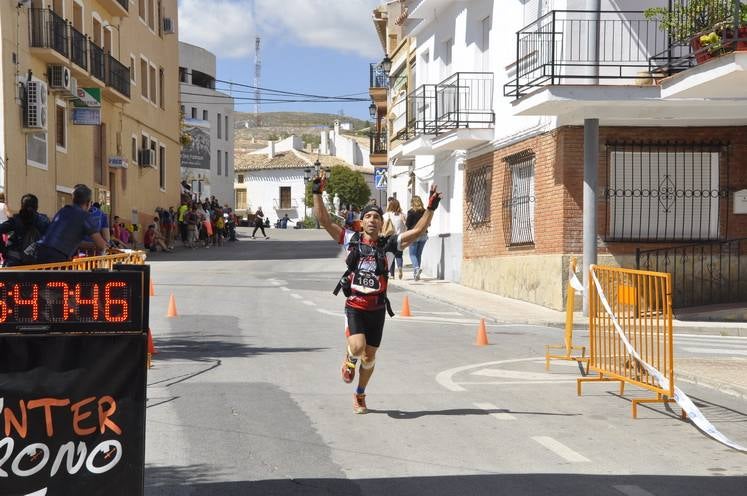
[312,172,343,241]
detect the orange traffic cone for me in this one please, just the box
[400,295,412,317]
[167,293,178,318]
[475,319,489,346]
[146,328,157,368]
[150,279,155,296]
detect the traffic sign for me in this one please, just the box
[375,167,388,190]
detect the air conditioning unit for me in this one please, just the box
[162,17,175,34]
[24,79,48,130]
[48,65,72,92]
[139,148,156,168]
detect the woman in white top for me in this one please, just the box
[383,198,407,279]
[0,192,9,224]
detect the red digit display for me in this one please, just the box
[74,283,100,320]
[0,271,143,332]
[12,283,39,320]
[104,281,128,323]
[0,283,8,323]
[46,281,72,320]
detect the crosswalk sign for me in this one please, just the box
[375,167,388,190]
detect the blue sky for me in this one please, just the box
[178,0,384,120]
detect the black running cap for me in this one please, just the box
[360,205,383,218]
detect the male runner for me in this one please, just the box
[313,173,441,413]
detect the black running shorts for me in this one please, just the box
[344,307,386,348]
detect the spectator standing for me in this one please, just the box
[251,207,269,239]
[383,198,407,279]
[184,204,200,248]
[177,200,189,245]
[0,192,10,224]
[34,184,108,263]
[0,194,50,266]
[405,195,428,281]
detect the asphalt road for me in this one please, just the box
[143,228,747,495]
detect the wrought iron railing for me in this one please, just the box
[649,0,745,73]
[501,152,536,246]
[604,141,729,242]
[29,8,69,58]
[637,238,747,308]
[370,131,387,154]
[369,63,389,88]
[466,164,493,229]
[504,10,669,99]
[70,26,88,70]
[106,54,131,97]
[89,41,105,81]
[405,84,437,138]
[435,72,494,132]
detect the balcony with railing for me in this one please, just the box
[105,54,131,101]
[70,25,88,71]
[369,131,388,166]
[505,3,747,101]
[504,10,670,99]
[89,40,105,82]
[29,8,69,63]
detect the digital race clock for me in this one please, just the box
[0,271,144,333]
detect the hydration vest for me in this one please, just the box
[333,232,395,316]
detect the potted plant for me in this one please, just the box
[645,0,735,64]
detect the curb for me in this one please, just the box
[676,372,747,403]
[390,281,747,337]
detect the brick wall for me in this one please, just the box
[464,125,747,261]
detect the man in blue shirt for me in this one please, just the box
[83,201,111,247]
[35,184,109,263]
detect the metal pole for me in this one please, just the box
[583,118,599,316]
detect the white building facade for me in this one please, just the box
[373,0,747,309]
[179,42,235,207]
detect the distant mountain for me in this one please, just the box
[234,112,369,130]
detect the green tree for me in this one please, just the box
[301,133,321,149]
[305,165,371,210]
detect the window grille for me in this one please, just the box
[465,164,492,228]
[502,152,535,246]
[605,142,729,242]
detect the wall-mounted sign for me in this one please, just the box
[735,189,747,214]
[74,87,102,108]
[374,167,388,190]
[108,156,128,169]
[72,108,101,125]
[180,123,211,170]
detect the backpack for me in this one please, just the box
[6,220,41,265]
[333,232,394,316]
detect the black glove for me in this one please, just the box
[427,184,442,211]
[312,175,326,195]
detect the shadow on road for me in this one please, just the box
[144,465,747,496]
[367,408,581,419]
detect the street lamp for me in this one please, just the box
[313,160,321,228]
[303,167,312,222]
[380,55,392,73]
[369,102,377,119]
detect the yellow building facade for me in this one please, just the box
[0,0,179,227]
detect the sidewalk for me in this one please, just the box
[389,276,747,401]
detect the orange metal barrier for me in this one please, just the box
[1,251,147,271]
[577,264,680,418]
[545,257,589,371]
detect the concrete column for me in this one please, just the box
[583,118,599,316]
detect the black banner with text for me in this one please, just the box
[0,334,146,496]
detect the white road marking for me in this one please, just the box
[682,347,747,356]
[613,485,657,496]
[473,402,516,420]
[532,360,586,368]
[459,380,578,386]
[435,357,543,392]
[279,287,291,292]
[317,308,344,317]
[471,369,575,381]
[290,293,303,300]
[531,436,590,463]
[302,300,315,307]
[392,315,479,324]
[676,333,747,341]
